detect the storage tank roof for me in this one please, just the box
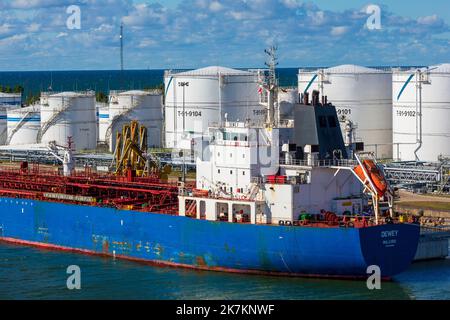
[0,92,21,97]
[174,66,252,76]
[393,63,450,74]
[300,64,390,74]
[49,91,94,97]
[429,63,450,73]
[119,90,151,96]
[7,105,40,113]
[325,64,389,73]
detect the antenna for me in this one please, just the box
[120,23,124,72]
[264,45,279,87]
[48,71,53,91]
[263,46,279,126]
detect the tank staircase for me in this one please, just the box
[0,127,7,145]
[6,111,33,145]
[104,96,143,146]
[37,98,73,144]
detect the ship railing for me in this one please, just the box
[267,213,424,228]
[180,187,260,203]
[419,222,450,235]
[251,176,307,185]
[209,120,268,129]
[279,158,358,168]
[209,140,267,148]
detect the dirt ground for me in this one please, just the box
[398,190,450,203]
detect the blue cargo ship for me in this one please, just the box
[0,197,419,278]
[0,91,421,279]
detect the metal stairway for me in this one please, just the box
[0,127,7,145]
[6,111,33,144]
[246,183,260,200]
[186,201,197,216]
[37,98,72,143]
[105,96,143,145]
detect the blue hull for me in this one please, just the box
[0,197,420,278]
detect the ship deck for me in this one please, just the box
[0,163,416,229]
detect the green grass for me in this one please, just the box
[396,201,450,211]
[168,171,196,180]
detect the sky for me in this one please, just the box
[0,0,449,71]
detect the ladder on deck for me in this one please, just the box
[185,201,197,217]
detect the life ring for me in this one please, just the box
[279,220,285,226]
[285,221,292,226]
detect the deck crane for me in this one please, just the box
[113,120,166,179]
[47,137,75,177]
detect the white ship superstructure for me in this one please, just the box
[179,120,388,226]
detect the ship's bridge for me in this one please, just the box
[196,122,280,196]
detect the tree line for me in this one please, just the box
[1,83,165,106]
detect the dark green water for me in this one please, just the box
[0,243,449,300]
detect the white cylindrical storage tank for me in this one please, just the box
[97,103,109,144]
[0,107,6,145]
[393,64,450,162]
[7,105,41,145]
[298,65,393,159]
[164,66,266,149]
[278,88,298,120]
[40,91,97,150]
[107,90,163,152]
[0,92,21,108]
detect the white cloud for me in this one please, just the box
[6,0,63,9]
[417,14,440,25]
[0,0,449,70]
[331,26,349,36]
[0,24,13,36]
[0,34,28,46]
[26,23,41,32]
[209,1,223,12]
[138,38,157,48]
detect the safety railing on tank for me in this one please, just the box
[40,90,95,97]
[164,69,262,77]
[109,89,162,96]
